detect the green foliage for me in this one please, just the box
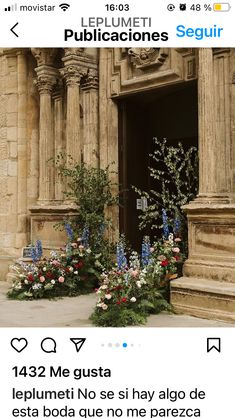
[90,307,147,327]
[55,157,118,269]
[133,137,199,240]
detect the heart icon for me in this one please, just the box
[11,338,28,353]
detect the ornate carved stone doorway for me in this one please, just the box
[118,81,198,250]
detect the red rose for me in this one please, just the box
[161,260,169,267]
[174,255,180,261]
[121,297,127,303]
[116,301,121,305]
[46,271,53,279]
[28,274,34,282]
[74,261,83,269]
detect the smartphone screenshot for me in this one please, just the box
[0,1,234,417]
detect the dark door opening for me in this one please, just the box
[118,81,198,250]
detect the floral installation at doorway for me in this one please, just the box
[7,230,102,300]
[134,137,199,248]
[90,234,184,327]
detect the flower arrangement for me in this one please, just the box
[90,234,184,327]
[7,237,101,300]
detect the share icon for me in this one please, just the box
[70,338,86,353]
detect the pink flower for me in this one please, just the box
[131,270,139,278]
[172,247,180,253]
[39,276,45,283]
[175,238,181,242]
[71,243,78,248]
[51,260,60,266]
[150,247,155,253]
[58,276,65,283]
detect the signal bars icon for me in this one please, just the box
[4,3,17,11]
[59,3,70,11]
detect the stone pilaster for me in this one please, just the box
[35,66,57,202]
[62,53,84,164]
[171,48,235,322]
[197,48,230,201]
[81,69,99,167]
[53,86,64,201]
[16,50,28,248]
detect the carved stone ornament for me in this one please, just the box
[35,73,57,94]
[62,65,87,86]
[81,68,99,89]
[127,48,168,69]
[31,48,57,66]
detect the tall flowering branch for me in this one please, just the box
[116,241,127,271]
[64,223,74,241]
[173,216,181,237]
[141,236,151,266]
[162,209,169,240]
[35,240,43,259]
[81,225,89,248]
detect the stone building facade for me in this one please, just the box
[0,47,235,321]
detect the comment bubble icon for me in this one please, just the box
[41,337,57,354]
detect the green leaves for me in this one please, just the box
[134,137,199,243]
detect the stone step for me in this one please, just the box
[171,277,235,323]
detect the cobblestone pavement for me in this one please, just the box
[0,282,234,327]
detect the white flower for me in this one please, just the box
[86,248,92,254]
[105,294,112,300]
[51,279,55,284]
[130,297,136,303]
[172,247,180,253]
[15,283,22,290]
[32,283,42,290]
[74,271,78,275]
[43,267,47,271]
[102,304,108,310]
[69,266,74,272]
[24,279,28,284]
[136,281,141,288]
[101,285,108,290]
[19,274,24,278]
[168,233,174,243]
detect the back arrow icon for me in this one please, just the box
[10,22,19,37]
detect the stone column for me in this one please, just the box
[16,50,28,248]
[171,48,235,322]
[81,69,99,166]
[62,53,83,164]
[35,67,57,202]
[53,86,64,201]
[197,48,230,202]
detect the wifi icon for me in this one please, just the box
[59,3,70,11]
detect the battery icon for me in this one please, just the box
[213,3,231,11]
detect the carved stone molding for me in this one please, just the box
[81,68,99,90]
[127,48,168,69]
[31,48,57,66]
[61,64,86,86]
[34,67,57,94]
[64,48,85,57]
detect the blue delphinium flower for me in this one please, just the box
[173,216,181,236]
[142,236,151,266]
[64,223,74,241]
[31,246,37,263]
[116,241,127,271]
[81,225,89,248]
[162,209,169,240]
[35,240,43,259]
